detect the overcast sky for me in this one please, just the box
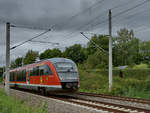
[1,0,150,66]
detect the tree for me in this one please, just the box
[113,28,140,66]
[63,44,86,64]
[87,35,109,55]
[84,35,109,69]
[40,48,62,60]
[140,41,150,63]
[11,57,23,68]
[24,50,38,65]
[86,50,108,69]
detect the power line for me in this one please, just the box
[91,0,150,29]
[55,0,139,42]
[113,8,150,32]
[29,40,59,45]
[80,32,108,54]
[52,0,105,29]
[10,29,51,50]
[11,24,51,31]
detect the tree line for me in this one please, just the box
[10,28,150,69]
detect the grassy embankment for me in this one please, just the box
[79,68,150,99]
[0,88,48,113]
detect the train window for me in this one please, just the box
[36,66,39,75]
[56,62,73,68]
[16,70,26,81]
[54,62,75,71]
[17,71,21,81]
[30,66,40,76]
[22,70,26,81]
[44,65,52,75]
[39,65,52,75]
[39,68,44,75]
[30,68,33,76]
[10,72,15,81]
[33,67,37,76]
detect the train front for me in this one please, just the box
[52,58,79,92]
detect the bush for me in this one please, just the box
[84,68,150,80]
[133,64,148,69]
[79,69,150,99]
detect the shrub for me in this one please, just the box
[79,69,150,99]
[133,64,148,69]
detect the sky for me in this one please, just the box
[0,0,150,66]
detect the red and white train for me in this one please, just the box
[3,58,79,94]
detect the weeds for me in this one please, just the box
[0,89,48,113]
[79,70,150,99]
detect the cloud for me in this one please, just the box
[0,0,150,66]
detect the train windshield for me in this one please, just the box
[54,62,77,71]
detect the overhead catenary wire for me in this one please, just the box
[54,0,145,42]
[3,0,150,51]
[53,0,135,31]
[10,29,51,50]
[80,32,108,54]
[51,0,105,29]
[11,24,51,31]
[29,40,59,45]
[91,0,150,30]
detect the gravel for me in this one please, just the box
[9,88,109,113]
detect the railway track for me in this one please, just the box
[0,85,150,113]
[77,92,150,105]
[51,95,150,113]
[9,87,150,113]
[69,92,150,110]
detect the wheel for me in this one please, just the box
[41,88,47,96]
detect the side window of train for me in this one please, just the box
[16,70,26,81]
[45,65,52,75]
[22,70,26,81]
[10,72,15,81]
[39,65,52,75]
[36,66,40,75]
[17,71,20,81]
[30,68,33,76]
[33,67,37,76]
[39,66,44,75]
[31,66,40,76]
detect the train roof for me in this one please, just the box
[48,58,75,64]
[9,58,76,71]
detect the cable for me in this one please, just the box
[56,0,139,42]
[80,32,108,54]
[52,0,105,29]
[29,40,59,45]
[81,32,109,36]
[10,29,51,50]
[91,0,150,29]
[11,24,51,31]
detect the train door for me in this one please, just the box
[27,71,29,84]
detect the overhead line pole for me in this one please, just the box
[109,9,112,92]
[5,22,10,96]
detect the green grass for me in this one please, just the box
[0,89,48,113]
[79,70,150,99]
[133,63,148,69]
